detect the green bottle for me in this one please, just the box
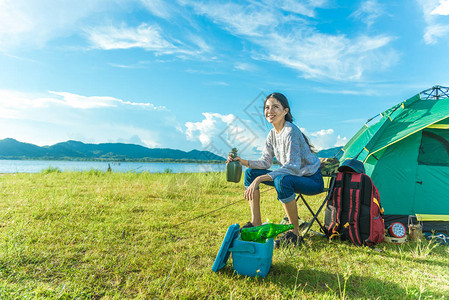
[226,148,242,183]
[241,223,294,243]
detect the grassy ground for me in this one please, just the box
[0,170,448,299]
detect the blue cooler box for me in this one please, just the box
[212,223,274,277]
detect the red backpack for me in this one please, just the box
[324,168,385,246]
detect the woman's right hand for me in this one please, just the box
[226,155,241,163]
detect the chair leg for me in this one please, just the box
[289,176,336,240]
[299,194,327,233]
[282,193,328,236]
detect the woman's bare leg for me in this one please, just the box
[249,189,262,226]
[282,200,299,235]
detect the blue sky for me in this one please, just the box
[1,0,449,159]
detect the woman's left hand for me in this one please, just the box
[244,180,259,202]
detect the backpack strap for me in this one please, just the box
[366,178,385,245]
[373,197,383,214]
[347,173,363,246]
[372,185,384,215]
[327,172,343,238]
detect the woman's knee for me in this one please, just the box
[273,175,284,188]
[244,168,273,187]
[274,174,323,197]
[298,173,324,195]
[273,175,295,200]
[308,171,324,194]
[244,168,259,186]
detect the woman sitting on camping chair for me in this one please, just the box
[226,92,324,247]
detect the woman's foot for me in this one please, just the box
[241,221,254,230]
[274,231,299,248]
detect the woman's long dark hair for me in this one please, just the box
[264,92,316,153]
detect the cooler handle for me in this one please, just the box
[228,244,256,254]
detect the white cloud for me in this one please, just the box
[186,2,278,37]
[301,127,346,150]
[423,24,449,44]
[186,34,212,54]
[1,90,166,111]
[259,0,329,18]
[140,0,173,19]
[311,129,334,137]
[182,0,397,81]
[0,0,396,80]
[0,89,184,149]
[109,60,151,69]
[0,90,33,111]
[418,0,441,21]
[0,0,210,57]
[47,92,118,109]
[0,107,19,119]
[0,0,112,50]
[185,112,240,145]
[431,0,449,15]
[279,0,317,18]
[185,112,266,158]
[418,0,449,44]
[86,22,211,57]
[263,31,396,80]
[86,23,176,52]
[351,0,385,27]
[185,112,223,145]
[0,89,166,112]
[335,135,348,147]
[234,62,257,71]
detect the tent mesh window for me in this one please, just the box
[418,129,449,166]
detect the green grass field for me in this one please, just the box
[0,170,448,299]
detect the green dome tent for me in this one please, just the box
[340,85,449,232]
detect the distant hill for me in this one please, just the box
[316,146,343,158]
[0,138,226,162]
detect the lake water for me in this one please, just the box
[0,159,229,174]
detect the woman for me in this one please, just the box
[227,92,323,247]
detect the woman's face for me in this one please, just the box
[264,97,288,125]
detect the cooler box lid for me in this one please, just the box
[212,223,240,272]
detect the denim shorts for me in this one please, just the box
[244,168,324,203]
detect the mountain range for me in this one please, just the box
[315,146,343,159]
[0,138,225,162]
[0,138,342,162]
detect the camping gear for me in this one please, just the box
[212,223,273,277]
[241,223,294,243]
[339,86,449,233]
[324,161,385,246]
[384,222,407,244]
[338,158,365,174]
[388,222,406,238]
[408,224,423,241]
[424,232,449,245]
[226,148,242,183]
[407,215,423,241]
[320,157,340,176]
[384,235,407,244]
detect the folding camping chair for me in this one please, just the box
[291,158,339,243]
